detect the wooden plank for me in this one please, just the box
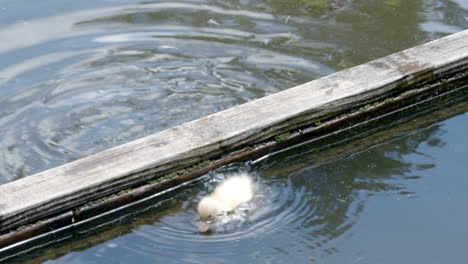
[0,29,467,232]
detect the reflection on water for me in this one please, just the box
[0,0,467,183]
[0,0,467,262]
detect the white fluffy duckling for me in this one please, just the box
[197,173,254,232]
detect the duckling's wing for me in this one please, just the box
[212,175,253,211]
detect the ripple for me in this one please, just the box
[419,21,463,34]
[0,2,333,183]
[101,162,356,262]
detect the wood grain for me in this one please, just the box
[0,29,467,232]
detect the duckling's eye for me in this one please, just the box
[208,214,212,218]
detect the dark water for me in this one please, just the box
[0,0,467,263]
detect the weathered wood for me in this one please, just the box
[0,29,467,232]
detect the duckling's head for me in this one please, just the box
[197,196,220,221]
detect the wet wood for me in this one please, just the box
[0,29,467,232]
[0,212,73,249]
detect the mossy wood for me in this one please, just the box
[0,29,467,232]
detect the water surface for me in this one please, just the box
[1,0,466,183]
[0,0,467,263]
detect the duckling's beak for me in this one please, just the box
[198,221,210,233]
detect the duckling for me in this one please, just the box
[197,173,254,232]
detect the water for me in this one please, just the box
[1,0,467,183]
[0,0,467,263]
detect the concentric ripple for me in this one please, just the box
[0,1,336,183]
[60,162,359,263]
